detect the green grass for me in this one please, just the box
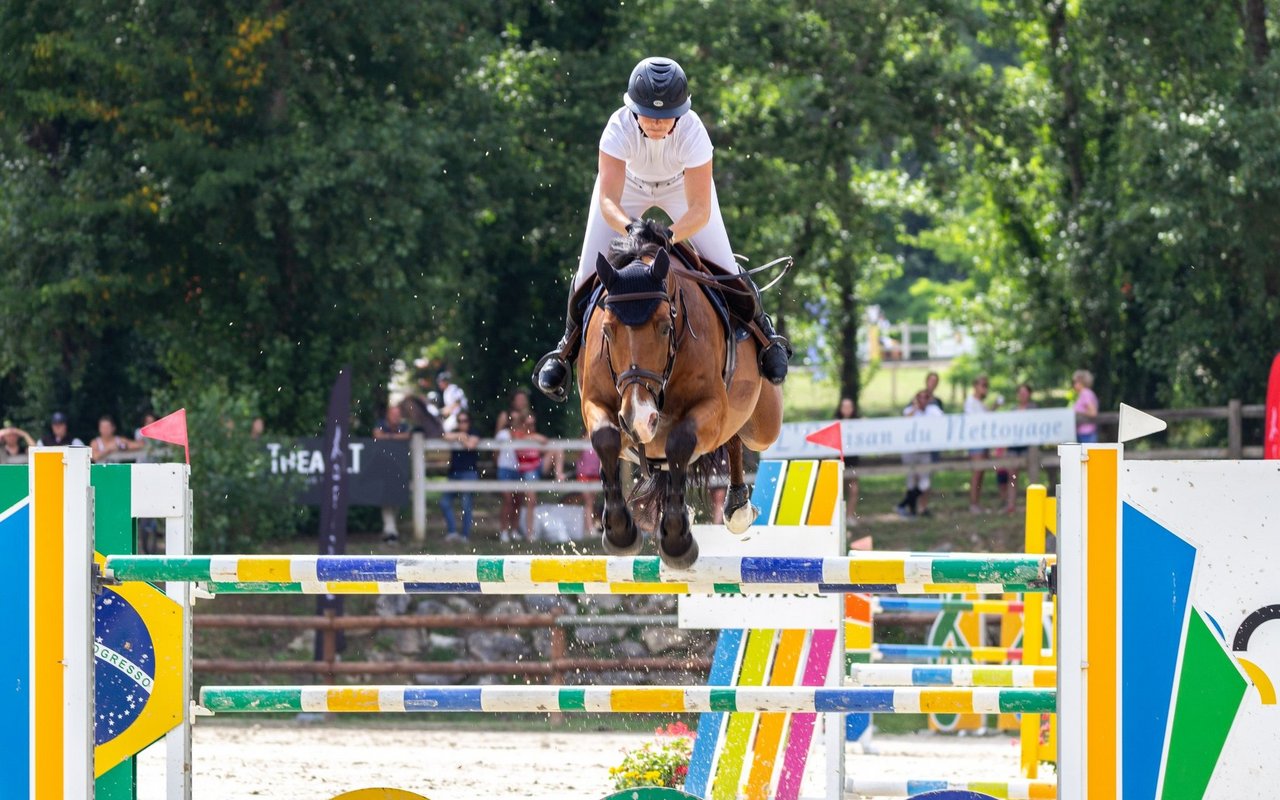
[783,362,969,421]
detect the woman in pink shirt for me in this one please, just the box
[1072,369,1100,443]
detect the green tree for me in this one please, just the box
[935,0,1280,408]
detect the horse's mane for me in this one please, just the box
[606,233,663,268]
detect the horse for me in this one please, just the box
[577,233,784,567]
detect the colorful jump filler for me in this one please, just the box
[8,442,1280,800]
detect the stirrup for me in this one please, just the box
[533,351,571,403]
[766,335,794,359]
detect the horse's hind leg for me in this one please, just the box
[592,424,641,556]
[656,417,699,569]
[723,435,758,535]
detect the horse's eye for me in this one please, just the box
[657,322,671,337]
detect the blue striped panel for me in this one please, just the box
[684,628,744,797]
[911,667,955,685]
[741,557,825,584]
[403,687,483,711]
[315,556,399,581]
[751,461,786,526]
[815,689,897,712]
[0,501,31,797]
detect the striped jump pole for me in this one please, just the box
[197,685,1056,716]
[103,553,1053,595]
[847,664,1056,688]
[846,778,1057,798]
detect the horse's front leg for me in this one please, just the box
[657,402,722,568]
[588,412,641,556]
[722,435,758,534]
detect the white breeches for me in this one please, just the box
[574,171,736,289]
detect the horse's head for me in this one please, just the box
[596,247,676,444]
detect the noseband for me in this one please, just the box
[602,284,685,411]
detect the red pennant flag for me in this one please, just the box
[140,408,189,464]
[1266,353,1280,460]
[805,421,844,456]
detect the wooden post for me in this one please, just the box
[549,623,568,726]
[1228,399,1243,458]
[1027,447,1042,485]
[321,608,338,683]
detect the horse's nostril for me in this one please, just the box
[648,412,659,430]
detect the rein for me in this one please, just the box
[666,247,794,295]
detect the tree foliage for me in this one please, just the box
[1,0,1276,442]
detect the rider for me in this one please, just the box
[533,56,792,402]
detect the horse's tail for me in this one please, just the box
[627,446,729,531]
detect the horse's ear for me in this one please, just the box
[650,248,670,283]
[595,252,617,289]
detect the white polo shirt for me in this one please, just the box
[598,107,714,183]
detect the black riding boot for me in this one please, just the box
[736,276,792,384]
[533,281,594,403]
[754,309,792,384]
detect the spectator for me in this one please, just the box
[924,371,945,412]
[997,382,1038,514]
[495,412,523,543]
[965,375,993,513]
[440,412,481,543]
[514,412,550,541]
[250,417,265,439]
[1,425,35,464]
[574,430,602,534]
[923,371,945,468]
[835,397,860,527]
[540,434,569,486]
[38,412,83,447]
[373,399,412,543]
[436,371,468,432]
[134,411,159,462]
[1072,369,1100,443]
[495,388,532,434]
[896,391,942,516]
[90,416,142,462]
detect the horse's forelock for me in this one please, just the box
[603,260,667,326]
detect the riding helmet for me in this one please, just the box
[623,57,691,119]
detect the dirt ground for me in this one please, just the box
[135,722,1033,800]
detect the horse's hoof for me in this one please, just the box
[658,534,699,570]
[602,526,644,556]
[725,503,759,535]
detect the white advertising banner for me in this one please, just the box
[763,407,1076,459]
[678,523,841,630]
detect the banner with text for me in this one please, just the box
[763,407,1076,459]
[264,437,411,507]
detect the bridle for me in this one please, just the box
[601,276,687,412]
